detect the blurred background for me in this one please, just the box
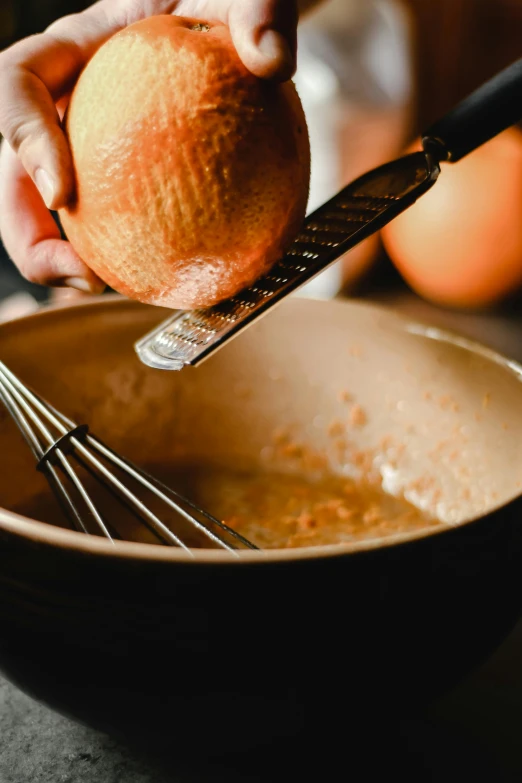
[2,6,522,776]
[0,0,522,317]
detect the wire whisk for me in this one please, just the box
[0,362,258,555]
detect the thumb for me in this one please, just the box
[228,0,298,81]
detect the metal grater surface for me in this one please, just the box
[135,151,439,370]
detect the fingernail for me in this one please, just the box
[65,277,105,294]
[34,168,55,208]
[258,29,294,72]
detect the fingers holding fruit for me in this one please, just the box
[0,2,133,213]
[0,0,306,292]
[0,2,129,289]
[0,0,302,204]
[58,16,310,308]
[0,140,105,292]
[226,0,298,80]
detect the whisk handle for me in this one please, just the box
[422,58,522,163]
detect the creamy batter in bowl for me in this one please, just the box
[0,295,520,755]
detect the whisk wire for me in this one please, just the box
[1,366,244,549]
[91,439,259,551]
[0,361,258,552]
[0,364,114,540]
[73,438,191,550]
[0,381,86,533]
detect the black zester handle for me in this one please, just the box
[135,58,522,371]
[423,58,522,163]
[135,152,439,370]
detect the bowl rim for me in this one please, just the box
[0,293,521,564]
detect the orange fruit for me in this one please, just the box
[60,16,310,309]
[381,128,522,309]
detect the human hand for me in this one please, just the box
[0,0,317,293]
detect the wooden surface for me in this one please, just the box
[401,0,522,131]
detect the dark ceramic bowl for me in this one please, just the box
[0,296,521,754]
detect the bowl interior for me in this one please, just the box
[0,296,521,552]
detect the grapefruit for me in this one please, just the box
[60,16,310,309]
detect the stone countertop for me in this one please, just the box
[2,620,522,783]
[2,286,522,782]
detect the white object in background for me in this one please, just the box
[294,0,413,299]
[0,292,39,323]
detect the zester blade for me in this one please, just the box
[135,151,439,371]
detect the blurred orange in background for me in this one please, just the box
[376,0,522,310]
[298,0,522,307]
[382,128,522,309]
